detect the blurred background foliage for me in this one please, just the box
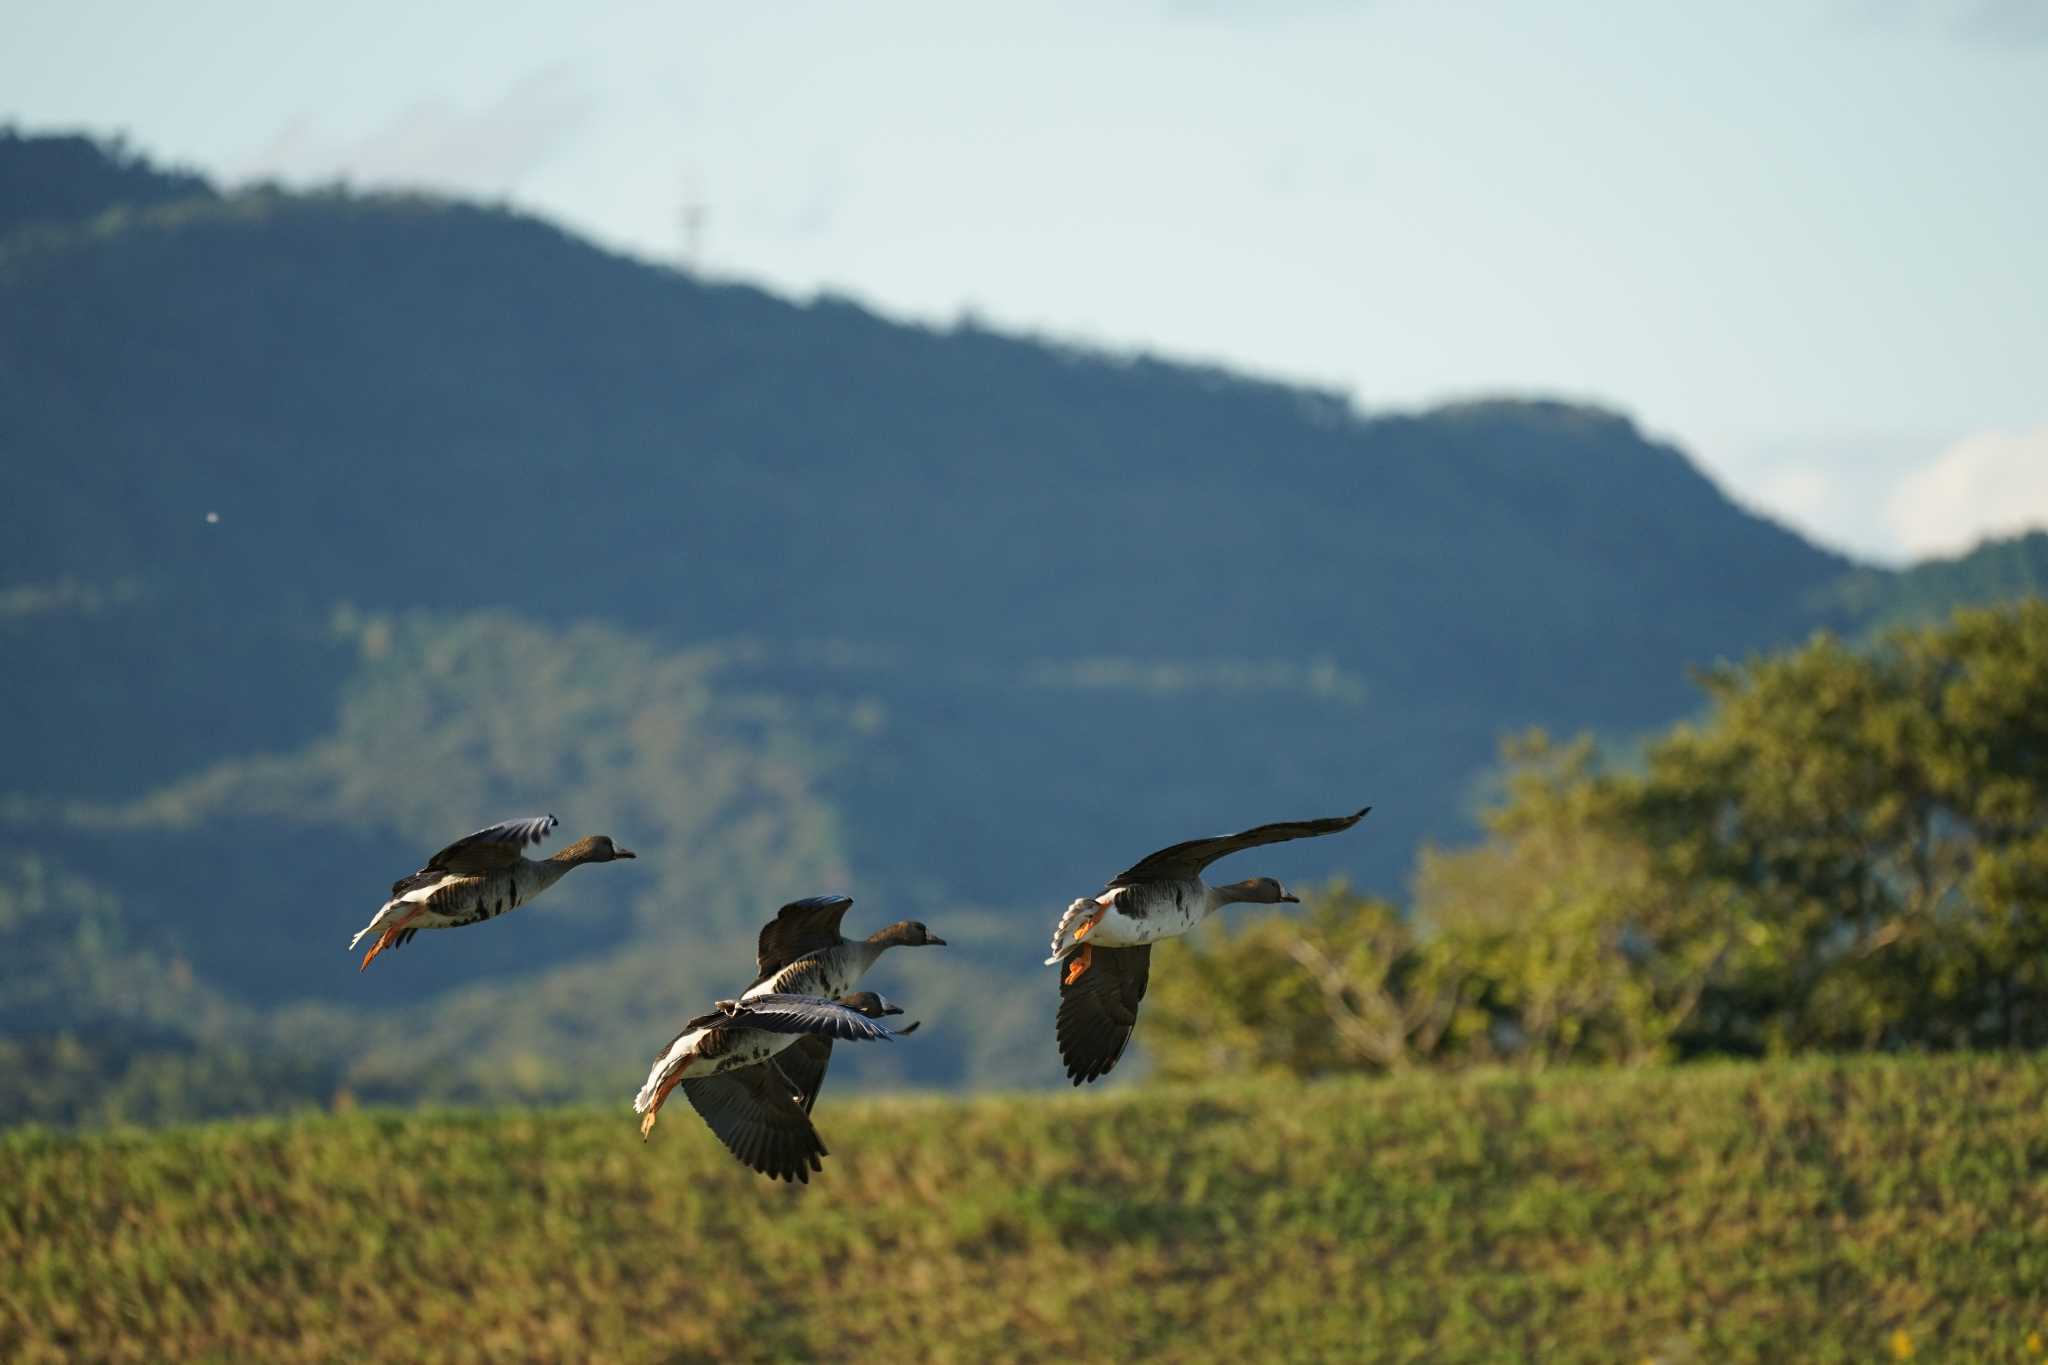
[1147,602,2048,1078]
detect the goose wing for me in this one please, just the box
[754,895,856,979]
[1056,944,1152,1084]
[717,993,902,1042]
[680,1061,827,1183]
[779,1017,921,1115]
[1105,807,1370,887]
[778,1037,836,1115]
[394,815,559,891]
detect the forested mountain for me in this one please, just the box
[2,132,2039,1117]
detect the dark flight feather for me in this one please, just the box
[1055,944,1152,1084]
[1106,807,1370,888]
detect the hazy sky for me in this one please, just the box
[7,0,2044,562]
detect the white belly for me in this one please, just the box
[703,1031,798,1076]
[394,865,547,930]
[633,1025,798,1114]
[1089,884,1211,947]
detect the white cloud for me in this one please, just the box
[1888,425,2048,559]
[1703,428,1939,563]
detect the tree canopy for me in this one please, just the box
[1148,602,2048,1077]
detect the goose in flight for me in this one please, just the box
[744,894,946,997]
[348,816,635,971]
[633,895,945,1147]
[632,991,912,1177]
[1046,806,1370,1084]
[670,990,921,1183]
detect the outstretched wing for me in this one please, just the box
[393,815,558,893]
[778,1037,836,1115]
[779,1019,921,1115]
[680,1062,827,1183]
[1106,807,1370,887]
[754,895,856,980]
[1056,944,1152,1085]
[720,994,901,1042]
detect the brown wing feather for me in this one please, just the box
[1106,807,1370,887]
[421,815,559,877]
[680,1061,827,1183]
[1056,944,1152,1085]
[754,895,856,980]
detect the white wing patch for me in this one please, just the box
[399,874,464,904]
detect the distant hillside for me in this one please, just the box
[0,132,2037,1111]
[0,127,213,240]
[4,1055,2041,1362]
[1825,529,2048,634]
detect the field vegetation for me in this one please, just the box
[5,1054,2046,1362]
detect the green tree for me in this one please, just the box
[1146,602,2048,1080]
[1628,602,2048,1053]
[1414,734,1736,1068]
[1145,889,1477,1081]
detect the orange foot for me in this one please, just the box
[358,910,420,972]
[641,1072,683,1141]
[1064,942,1095,986]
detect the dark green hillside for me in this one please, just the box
[0,128,213,240]
[0,132,2039,1111]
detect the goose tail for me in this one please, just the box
[631,1065,667,1118]
[1044,896,1101,966]
[348,899,403,953]
[633,1030,699,1134]
[350,900,426,971]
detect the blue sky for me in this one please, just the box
[6,0,2044,562]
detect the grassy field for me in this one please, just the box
[4,1055,2047,1363]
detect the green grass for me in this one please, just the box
[4,1055,2048,1363]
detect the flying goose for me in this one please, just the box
[1045,806,1370,1084]
[348,815,635,971]
[745,894,946,997]
[632,991,908,1163]
[672,990,921,1183]
[633,895,945,1144]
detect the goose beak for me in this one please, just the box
[615,848,636,859]
[1279,890,1300,903]
[880,1000,905,1016]
[926,935,947,946]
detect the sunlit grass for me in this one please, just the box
[3,1054,2046,1362]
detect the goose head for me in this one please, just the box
[837,991,903,1018]
[1216,876,1297,905]
[838,990,920,1035]
[867,920,947,949]
[554,834,636,864]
